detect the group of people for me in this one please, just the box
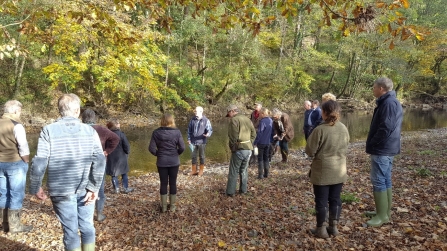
[304,77,402,238]
[0,94,134,251]
[0,77,403,249]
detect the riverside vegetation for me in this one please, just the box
[1,128,446,250]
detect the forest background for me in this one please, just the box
[0,0,445,119]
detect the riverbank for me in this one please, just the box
[1,128,447,250]
[18,98,447,132]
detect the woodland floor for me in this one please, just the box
[1,129,447,251]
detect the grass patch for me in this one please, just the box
[341,192,360,204]
[416,168,432,177]
[418,149,436,156]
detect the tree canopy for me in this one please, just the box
[0,0,443,114]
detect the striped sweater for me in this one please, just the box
[29,117,106,196]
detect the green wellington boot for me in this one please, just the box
[169,194,177,213]
[366,190,390,227]
[81,243,95,251]
[160,194,168,213]
[365,188,392,220]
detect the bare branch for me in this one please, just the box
[0,14,31,29]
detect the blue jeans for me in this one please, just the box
[191,144,206,165]
[0,160,28,210]
[51,191,95,250]
[226,150,251,195]
[370,155,394,192]
[112,173,128,189]
[95,175,106,213]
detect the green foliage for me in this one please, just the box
[341,192,360,204]
[418,149,436,156]
[0,0,445,114]
[416,168,432,177]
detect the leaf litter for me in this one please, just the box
[1,128,447,250]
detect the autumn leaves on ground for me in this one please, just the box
[2,129,447,251]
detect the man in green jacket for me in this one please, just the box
[225,105,256,196]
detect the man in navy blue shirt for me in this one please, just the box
[187,106,213,177]
[365,77,403,227]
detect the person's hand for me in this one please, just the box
[83,190,98,205]
[35,187,48,201]
[187,140,191,144]
[203,133,209,137]
[103,151,108,157]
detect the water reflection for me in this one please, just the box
[27,109,447,174]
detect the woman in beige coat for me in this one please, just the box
[305,100,349,239]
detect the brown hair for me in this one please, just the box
[160,113,176,127]
[321,100,340,126]
[107,118,120,130]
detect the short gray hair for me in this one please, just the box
[58,93,81,117]
[374,77,393,92]
[4,100,22,113]
[272,108,282,117]
[81,108,96,124]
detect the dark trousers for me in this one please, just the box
[279,140,289,161]
[157,166,179,195]
[257,144,270,163]
[304,126,314,140]
[313,183,343,227]
[191,144,206,165]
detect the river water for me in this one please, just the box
[26,109,447,174]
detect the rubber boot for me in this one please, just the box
[366,191,389,227]
[327,206,340,236]
[365,188,392,220]
[263,161,270,178]
[8,209,32,233]
[280,150,288,163]
[160,194,168,213]
[122,187,134,194]
[169,194,177,213]
[1,208,8,232]
[198,164,205,177]
[257,161,264,179]
[0,208,9,232]
[96,210,106,222]
[311,226,329,239]
[82,243,95,251]
[188,164,198,176]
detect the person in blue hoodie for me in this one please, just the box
[253,108,273,179]
[365,77,403,227]
[186,106,213,177]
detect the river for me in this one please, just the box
[26,109,447,174]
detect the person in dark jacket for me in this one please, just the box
[106,118,134,194]
[81,109,119,222]
[149,113,185,213]
[310,100,323,128]
[365,77,403,227]
[303,100,313,140]
[186,106,212,177]
[253,107,273,179]
[272,108,294,163]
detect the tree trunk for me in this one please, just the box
[12,56,26,99]
[338,52,356,98]
[326,46,342,92]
